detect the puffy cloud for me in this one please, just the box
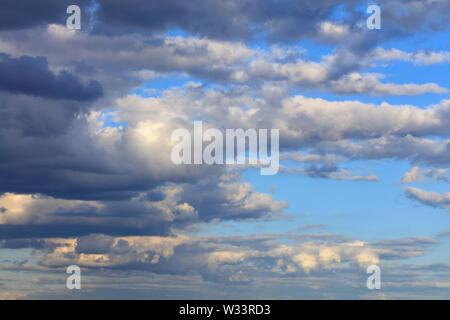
[298,224,326,232]
[90,0,450,46]
[0,0,91,31]
[18,232,433,284]
[0,0,448,300]
[401,166,423,183]
[0,171,286,238]
[93,0,361,42]
[404,187,450,210]
[1,82,449,206]
[401,166,449,183]
[318,22,350,41]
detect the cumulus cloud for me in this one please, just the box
[0,54,103,101]
[401,166,449,183]
[89,0,450,46]
[0,0,91,31]
[0,0,449,299]
[6,231,433,287]
[372,47,450,65]
[1,27,446,96]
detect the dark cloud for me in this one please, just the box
[0,54,103,101]
[0,223,171,240]
[0,0,92,31]
[0,177,284,239]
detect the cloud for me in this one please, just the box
[11,232,434,286]
[0,171,286,238]
[297,224,326,232]
[401,166,449,183]
[25,233,379,281]
[91,0,450,46]
[316,135,450,167]
[93,0,361,42]
[372,47,450,65]
[401,166,423,183]
[436,231,450,238]
[0,0,448,299]
[371,236,439,259]
[2,27,446,96]
[0,53,103,101]
[318,21,350,42]
[0,0,91,31]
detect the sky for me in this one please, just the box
[0,0,449,300]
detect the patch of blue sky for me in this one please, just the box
[99,110,127,129]
[165,27,189,38]
[239,159,450,242]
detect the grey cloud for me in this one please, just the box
[0,238,48,249]
[0,172,286,238]
[404,187,450,210]
[1,28,446,98]
[0,54,103,101]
